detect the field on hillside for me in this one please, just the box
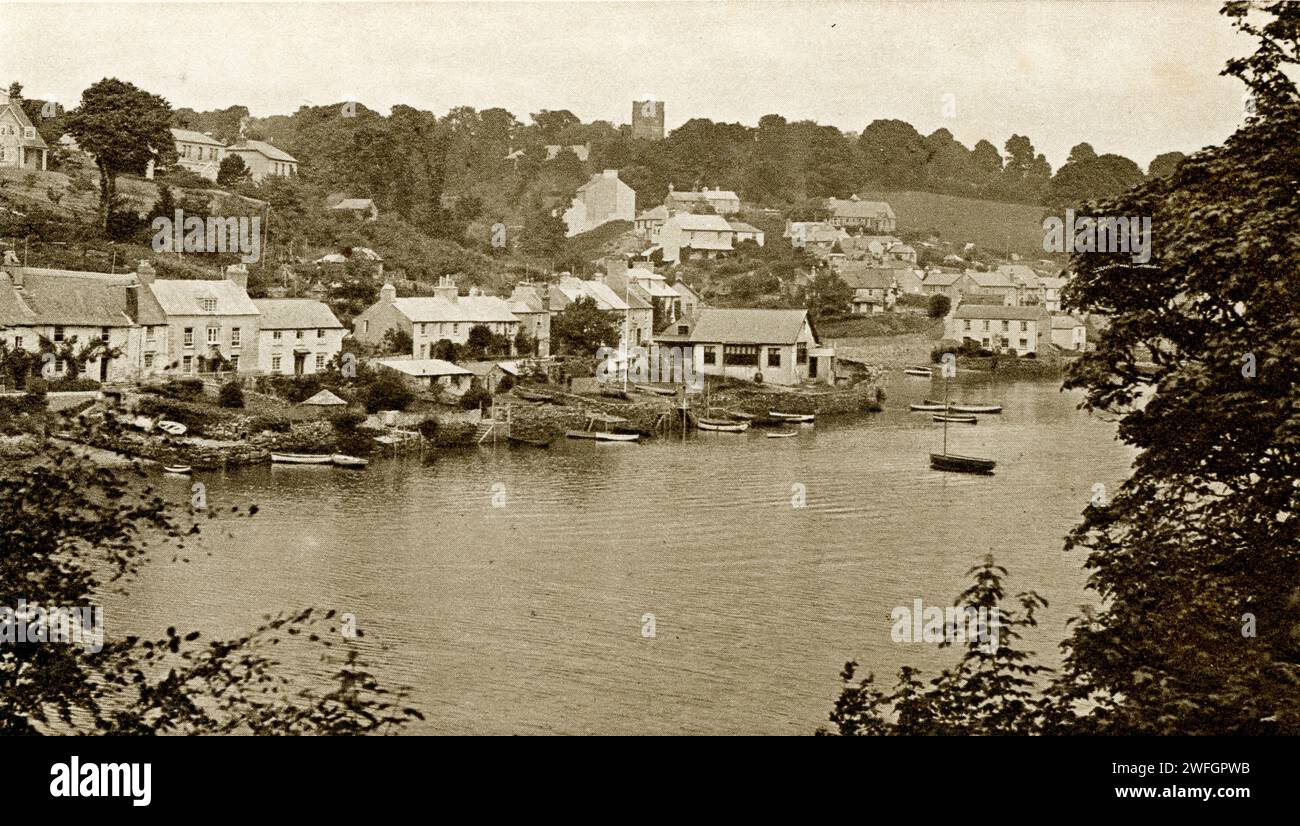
[859,189,1052,258]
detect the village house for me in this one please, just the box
[967,270,1021,305]
[603,258,682,333]
[142,263,262,375]
[921,269,979,303]
[672,280,704,321]
[784,221,849,258]
[947,304,1052,356]
[328,197,379,221]
[507,282,551,357]
[1050,314,1087,351]
[1040,276,1068,312]
[727,220,765,246]
[665,185,740,215]
[0,266,146,383]
[225,138,299,181]
[658,213,737,263]
[170,127,225,181]
[0,91,48,171]
[352,277,519,358]
[461,360,521,393]
[836,265,900,314]
[252,298,345,376]
[634,204,668,240]
[563,169,636,236]
[549,274,653,349]
[652,308,834,386]
[825,197,896,234]
[375,357,474,394]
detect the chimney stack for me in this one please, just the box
[433,275,458,303]
[225,263,248,290]
[136,259,156,284]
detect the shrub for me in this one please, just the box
[495,374,515,394]
[460,385,492,411]
[927,294,952,319]
[141,378,206,401]
[329,409,366,432]
[218,381,245,408]
[416,416,440,441]
[362,372,413,413]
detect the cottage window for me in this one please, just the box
[317,328,325,339]
[146,326,155,343]
[271,355,281,373]
[13,336,21,349]
[230,355,239,371]
[702,346,716,365]
[183,327,194,347]
[296,329,304,340]
[1019,338,1029,349]
[53,326,64,342]
[231,328,241,347]
[272,330,282,341]
[983,320,990,331]
[1020,321,1029,332]
[1002,321,1010,332]
[315,354,326,371]
[723,345,758,367]
[143,354,153,368]
[101,327,110,341]
[768,349,781,368]
[201,298,216,312]
[182,355,193,373]
[963,320,971,331]
[207,326,219,345]
[797,344,808,365]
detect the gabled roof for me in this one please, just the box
[836,265,897,291]
[668,213,733,232]
[636,205,669,221]
[228,139,298,163]
[727,220,762,234]
[552,276,630,312]
[392,294,518,325]
[331,198,376,212]
[1,99,48,149]
[922,271,969,286]
[826,198,895,220]
[1050,314,1084,329]
[147,278,260,316]
[253,298,343,330]
[170,127,225,147]
[656,308,811,345]
[461,360,521,376]
[953,304,1050,321]
[300,389,348,406]
[0,268,138,327]
[968,270,1016,289]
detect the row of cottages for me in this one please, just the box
[170,128,300,182]
[0,260,343,381]
[352,277,520,358]
[946,305,1052,356]
[836,235,917,266]
[563,170,636,236]
[920,265,1069,310]
[656,214,765,263]
[549,274,654,349]
[825,197,896,234]
[664,185,741,215]
[652,308,834,386]
[0,91,50,171]
[835,264,924,314]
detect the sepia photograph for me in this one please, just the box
[0,0,1295,803]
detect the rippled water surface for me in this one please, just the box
[109,374,1136,734]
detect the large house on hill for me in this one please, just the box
[563,170,636,236]
[825,197,896,234]
[652,308,834,386]
[171,128,226,181]
[665,185,740,215]
[0,92,48,171]
[225,138,299,181]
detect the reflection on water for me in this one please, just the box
[106,374,1136,734]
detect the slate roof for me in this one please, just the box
[170,128,225,147]
[0,268,142,326]
[656,308,810,344]
[376,358,472,377]
[147,278,260,316]
[253,298,343,330]
[953,304,1050,321]
[228,139,298,163]
[391,294,518,324]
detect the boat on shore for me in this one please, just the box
[331,454,369,468]
[156,420,187,436]
[932,414,977,424]
[909,403,949,412]
[272,452,334,464]
[923,399,1003,414]
[903,367,933,377]
[769,411,814,423]
[697,418,750,433]
[766,430,799,439]
[566,412,640,443]
[162,464,192,474]
[930,453,996,474]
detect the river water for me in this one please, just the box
[109,373,1136,734]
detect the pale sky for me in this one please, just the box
[1,0,1258,168]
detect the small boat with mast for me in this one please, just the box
[929,371,996,474]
